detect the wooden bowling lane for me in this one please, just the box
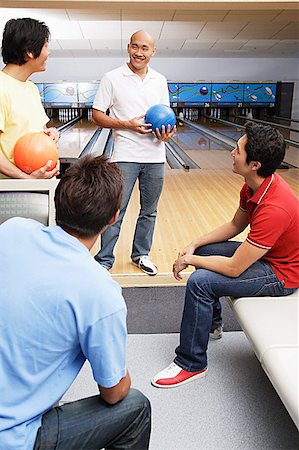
[47,118,64,128]
[284,145,299,168]
[207,118,299,169]
[173,125,233,169]
[99,163,299,288]
[98,167,246,286]
[181,119,299,169]
[58,118,99,159]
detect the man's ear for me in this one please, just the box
[251,160,261,172]
[108,209,120,226]
[26,50,34,60]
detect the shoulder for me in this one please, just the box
[28,80,39,90]
[0,71,9,86]
[1,216,39,229]
[27,80,40,96]
[0,217,42,236]
[148,66,167,81]
[267,173,298,208]
[0,72,10,99]
[104,65,123,80]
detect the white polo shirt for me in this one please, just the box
[93,63,170,163]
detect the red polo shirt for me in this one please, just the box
[240,173,299,288]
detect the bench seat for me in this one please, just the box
[229,289,298,429]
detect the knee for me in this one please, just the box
[186,269,218,300]
[187,269,209,289]
[126,388,151,418]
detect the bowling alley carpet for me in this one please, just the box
[60,287,298,449]
[61,332,299,450]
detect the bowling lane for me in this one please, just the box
[58,118,99,158]
[173,125,233,169]
[199,117,244,140]
[197,117,299,169]
[47,118,64,128]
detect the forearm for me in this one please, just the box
[182,239,267,278]
[0,153,30,179]
[184,254,241,277]
[190,221,243,251]
[92,110,129,130]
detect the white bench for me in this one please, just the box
[229,289,299,429]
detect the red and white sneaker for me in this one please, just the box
[151,362,207,388]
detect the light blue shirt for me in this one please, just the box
[0,218,127,450]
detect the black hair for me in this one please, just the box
[1,18,50,65]
[245,121,285,177]
[55,155,123,239]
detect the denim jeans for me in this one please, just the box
[175,241,296,372]
[33,389,151,450]
[95,162,164,269]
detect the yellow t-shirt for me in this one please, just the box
[0,71,49,178]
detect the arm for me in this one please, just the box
[179,207,249,258]
[175,240,268,279]
[173,207,251,280]
[0,148,59,179]
[98,369,131,405]
[92,109,152,135]
[0,125,59,179]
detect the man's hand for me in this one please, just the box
[29,159,60,179]
[178,242,196,258]
[173,256,188,280]
[44,127,60,143]
[126,115,152,134]
[153,124,176,142]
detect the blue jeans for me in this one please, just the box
[175,241,296,372]
[95,163,164,268]
[33,389,151,450]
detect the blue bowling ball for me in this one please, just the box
[145,104,176,134]
[200,86,208,95]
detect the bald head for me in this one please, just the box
[130,30,155,48]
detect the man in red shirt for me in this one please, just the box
[152,121,299,388]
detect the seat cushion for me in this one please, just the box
[230,291,298,361]
[261,346,298,429]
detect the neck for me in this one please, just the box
[127,62,148,79]
[76,235,99,251]
[245,173,267,193]
[2,63,32,82]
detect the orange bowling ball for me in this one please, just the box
[13,132,59,174]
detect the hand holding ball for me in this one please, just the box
[13,132,59,174]
[145,104,176,135]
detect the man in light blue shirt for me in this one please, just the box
[0,155,151,449]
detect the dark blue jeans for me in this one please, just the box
[33,389,151,450]
[175,241,296,372]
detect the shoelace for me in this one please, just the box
[165,363,177,373]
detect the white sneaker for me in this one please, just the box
[151,362,207,388]
[132,256,158,276]
[209,325,223,340]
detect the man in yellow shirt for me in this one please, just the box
[0,18,59,179]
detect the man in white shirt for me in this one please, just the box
[92,30,175,275]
